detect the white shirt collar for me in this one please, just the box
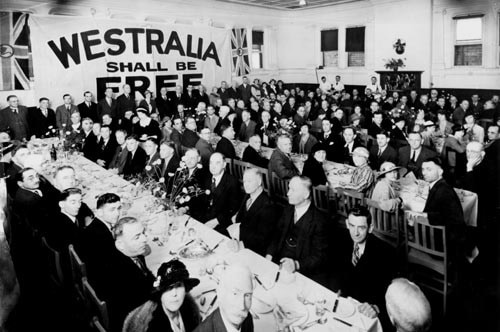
[356,240,367,256]
[378,144,388,153]
[220,310,241,332]
[249,188,263,203]
[294,201,311,223]
[213,171,224,187]
[62,211,77,224]
[429,178,440,190]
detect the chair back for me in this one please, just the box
[335,188,365,219]
[365,198,400,247]
[255,166,271,194]
[69,244,87,301]
[312,185,331,215]
[232,159,252,190]
[82,277,110,331]
[41,236,65,287]
[270,172,290,206]
[92,317,108,332]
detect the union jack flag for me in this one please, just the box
[0,12,34,91]
[231,28,250,77]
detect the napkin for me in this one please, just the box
[226,223,240,240]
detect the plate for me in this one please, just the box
[178,241,211,260]
[333,298,355,318]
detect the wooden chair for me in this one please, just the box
[82,277,110,331]
[270,172,290,206]
[232,159,252,190]
[403,211,449,313]
[255,166,271,194]
[41,236,65,288]
[69,244,87,302]
[365,198,400,248]
[312,185,331,215]
[91,317,108,332]
[334,188,365,223]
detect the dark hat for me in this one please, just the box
[464,110,476,119]
[136,107,150,115]
[310,143,326,156]
[437,109,447,115]
[393,116,405,123]
[151,259,200,297]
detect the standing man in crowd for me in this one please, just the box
[0,95,30,141]
[29,97,56,139]
[56,94,78,129]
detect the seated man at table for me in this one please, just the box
[268,135,300,180]
[181,117,199,150]
[96,125,117,169]
[339,147,374,193]
[332,206,395,327]
[235,168,278,256]
[369,130,398,171]
[193,265,254,332]
[385,278,432,332]
[197,153,241,236]
[5,144,31,194]
[215,124,237,160]
[242,134,269,168]
[335,126,364,165]
[266,176,328,284]
[109,129,128,174]
[397,132,437,179]
[122,134,147,178]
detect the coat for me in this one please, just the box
[397,146,437,178]
[193,308,253,332]
[268,149,299,180]
[0,106,30,140]
[237,120,257,142]
[369,144,398,171]
[97,137,118,169]
[123,147,148,177]
[55,104,78,129]
[78,102,99,122]
[241,146,268,169]
[302,157,327,186]
[370,179,400,212]
[97,97,118,119]
[292,135,318,155]
[195,139,214,167]
[181,129,199,149]
[215,137,236,160]
[109,144,128,173]
[116,94,136,119]
[28,108,57,138]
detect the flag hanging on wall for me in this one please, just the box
[0,12,34,91]
[231,28,250,77]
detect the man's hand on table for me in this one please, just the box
[265,254,273,261]
[96,159,106,167]
[205,218,219,229]
[357,302,379,319]
[280,257,299,273]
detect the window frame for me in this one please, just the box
[453,15,484,67]
[345,25,365,68]
[251,29,264,70]
[320,28,339,67]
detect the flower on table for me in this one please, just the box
[182,187,188,194]
[205,189,211,195]
[153,159,162,166]
[184,196,191,202]
[196,164,203,169]
[145,165,152,171]
[167,173,175,177]
[158,177,165,183]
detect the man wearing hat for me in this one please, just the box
[464,110,484,143]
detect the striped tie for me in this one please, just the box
[352,243,360,266]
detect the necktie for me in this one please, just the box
[11,108,17,114]
[211,177,216,192]
[33,189,43,197]
[67,105,70,111]
[352,243,360,266]
[411,151,417,163]
[377,149,382,157]
[42,109,48,117]
[246,197,253,211]
[133,257,149,276]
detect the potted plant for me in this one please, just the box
[384,58,406,71]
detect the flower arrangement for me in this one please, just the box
[268,117,296,142]
[43,126,59,139]
[384,58,406,71]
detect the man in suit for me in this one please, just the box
[268,135,300,180]
[155,87,170,118]
[333,206,395,326]
[143,137,161,179]
[29,97,57,138]
[181,117,199,150]
[237,110,257,142]
[369,131,398,171]
[204,105,220,133]
[397,132,437,178]
[168,85,184,111]
[237,76,252,105]
[171,117,183,156]
[236,168,277,256]
[266,176,328,283]
[452,99,469,126]
[217,81,230,105]
[96,125,117,169]
[0,95,30,140]
[55,93,78,129]
[116,84,136,121]
[336,126,364,165]
[80,117,99,162]
[199,153,241,236]
[5,145,30,194]
[122,134,147,177]
[195,128,214,167]
[318,119,338,161]
[242,135,269,168]
[368,112,385,138]
[97,87,117,119]
[228,81,239,101]
[109,129,128,173]
[194,265,253,332]
[182,84,198,111]
[78,91,99,122]
[158,141,180,183]
[216,125,237,159]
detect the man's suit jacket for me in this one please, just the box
[195,139,214,167]
[170,128,183,156]
[268,149,299,180]
[237,120,257,142]
[242,146,269,168]
[28,108,57,138]
[46,212,83,253]
[144,152,161,179]
[13,187,52,234]
[155,95,170,118]
[238,84,252,104]
[236,192,278,256]
[335,140,364,165]
[167,93,183,111]
[227,87,239,100]
[55,104,78,129]
[123,146,148,177]
[317,131,338,161]
[82,131,100,162]
[97,97,117,119]
[193,308,253,332]
[0,106,30,140]
[292,135,318,155]
[115,94,136,119]
[267,204,328,280]
[215,137,237,160]
[97,137,118,169]
[109,144,128,173]
[217,88,230,105]
[181,129,199,149]
[397,146,437,178]
[452,106,466,125]
[181,92,198,111]
[78,102,99,122]
[204,115,220,133]
[369,144,398,171]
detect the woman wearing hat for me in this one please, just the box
[123,259,201,332]
[302,143,328,186]
[370,162,403,212]
[133,107,163,142]
[138,90,157,115]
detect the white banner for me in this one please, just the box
[29,15,232,104]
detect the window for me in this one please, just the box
[251,30,264,69]
[346,26,365,67]
[454,16,482,66]
[321,29,338,67]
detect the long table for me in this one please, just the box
[40,153,382,332]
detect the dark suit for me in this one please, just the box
[0,106,30,140]
[193,308,253,332]
[227,87,239,101]
[78,102,99,122]
[46,212,83,253]
[215,137,237,160]
[144,152,161,178]
[138,99,157,115]
[156,95,170,118]
[238,84,252,105]
[335,140,364,165]
[302,158,327,186]
[217,88,230,105]
[242,146,268,168]
[292,135,318,155]
[181,129,199,149]
[237,120,257,142]
[317,131,338,161]
[97,137,118,169]
[182,92,198,111]
[97,97,117,119]
[236,192,278,256]
[116,94,136,119]
[55,104,78,129]
[82,131,100,162]
[170,128,183,156]
[397,146,437,178]
[167,93,183,111]
[268,149,299,180]
[123,146,148,177]
[267,204,328,282]
[28,108,57,138]
[109,144,128,173]
[195,139,214,167]
[369,144,398,171]
[12,187,52,235]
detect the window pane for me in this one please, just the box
[456,17,482,41]
[251,50,262,69]
[454,44,482,66]
[348,51,365,67]
[323,51,338,67]
[346,27,365,52]
[321,29,338,51]
[252,30,264,46]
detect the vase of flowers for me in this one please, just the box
[384,58,406,71]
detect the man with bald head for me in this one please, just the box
[385,278,431,332]
[194,265,254,332]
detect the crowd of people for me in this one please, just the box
[1,75,499,332]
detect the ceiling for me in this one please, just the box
[214,0,363,10]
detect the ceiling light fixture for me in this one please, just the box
[299,0,307,6]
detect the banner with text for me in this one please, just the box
[29,15,231,103]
